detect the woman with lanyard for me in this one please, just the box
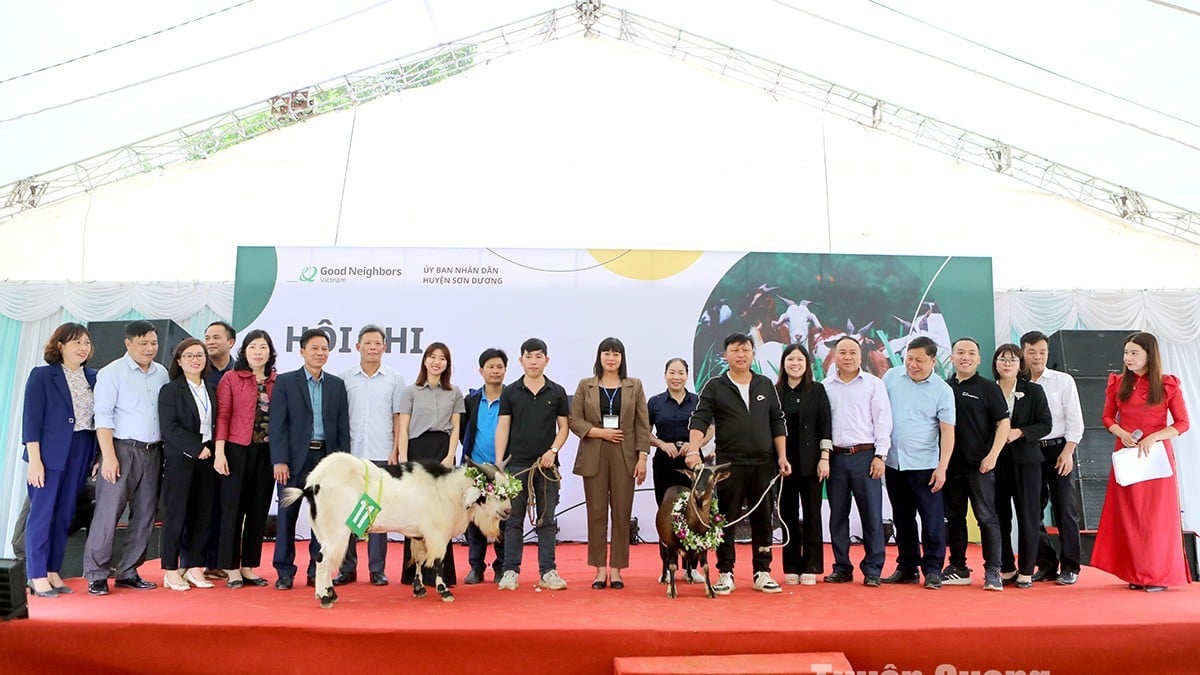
[22,322,99,597]
[395,341,466,586]
[212,329,277,588]
[775,344,832,586]
[992,343,1052,589]
[1093,331,1190,591]
[570,337,651,590]
[158,338,219,591]
[646,357,712,584]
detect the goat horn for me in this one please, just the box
[494,456,509,473]
[711,462,731,473]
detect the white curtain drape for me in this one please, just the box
[996,290,1200,531]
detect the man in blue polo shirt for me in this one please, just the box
[881,336,956,590]
[460,347,508,584]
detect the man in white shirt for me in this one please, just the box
[334,325,405,587]
[1020,331,1085,586]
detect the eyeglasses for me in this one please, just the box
[181,353,207,361]
[996,357,1020,365]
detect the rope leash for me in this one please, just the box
[511,463,562,528]
[716,471,791,550]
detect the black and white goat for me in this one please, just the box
[280,455,513,608]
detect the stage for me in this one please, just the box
[3,542,1200,674]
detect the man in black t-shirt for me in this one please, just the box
[495,338,570,592]
[943,337,1010,591]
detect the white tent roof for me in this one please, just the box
[1,1,1198,286]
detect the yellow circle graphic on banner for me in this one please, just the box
[587,249,703,280]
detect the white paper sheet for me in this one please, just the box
[1112,442,1174,486]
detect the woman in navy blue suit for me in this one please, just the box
[22,322,99,597]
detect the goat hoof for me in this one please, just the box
[440,592,455,603]
[413,588,427,598]
[666,589,677,599]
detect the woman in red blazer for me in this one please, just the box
[213,329,278,588]
[22,323,99,597]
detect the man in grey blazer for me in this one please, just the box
[270,328,351,590]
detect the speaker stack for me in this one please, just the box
[1044,329,1130,531]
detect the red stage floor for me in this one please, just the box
[3,542,1200,674]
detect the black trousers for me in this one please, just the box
[885,467,945,577]
[653,451,691,568]
[996,457,1043,575]
[779,472,824,575]
[160,452,215,571]
[400,431,457,586]
[217,441,275,569]
[715,462,776,575]
[1035,443,1083,575]
[944,464,1002,572]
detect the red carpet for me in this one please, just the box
[3,542,1200,674]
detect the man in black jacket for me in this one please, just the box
[687,333,791,595]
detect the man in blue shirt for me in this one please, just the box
[270,328,350,590]
[84,320,171,595]
[881,336,956,590]
[460,348,508,584]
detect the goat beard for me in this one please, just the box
[471,507,503,540]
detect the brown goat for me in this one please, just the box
[655,463,730,598]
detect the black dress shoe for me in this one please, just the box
[243,576,270,587]
[863,575,881,588]
[114,574,157,590]
[1129,583,1145,590]
[609,579,625,590]
[370,573,389,586]
[275,576,294,590]
[1056,571,1078,586]
[1031,568,1058,583]
[880,569,921,584]
[822,570,853,584]
[87,579,110,595]
[227,579,244,589]
[332,571,357,586]
[591,579,607,590]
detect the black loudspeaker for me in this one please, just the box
[1045,330,1130,377]
[1045,329,1135,532]
[0,559,29,620]
[88,319,191,369]
[1080,531,1199,577]
[1075,477,1109,531]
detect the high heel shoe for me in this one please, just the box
[183,569,215,589]
[28,582,57,598]
[163,574,191,592]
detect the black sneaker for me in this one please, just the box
[941,564,972,586]
[923,572,942,590]
[880,569,920,584]
[863,575,881,588]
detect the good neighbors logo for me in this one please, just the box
[295,264,403,284]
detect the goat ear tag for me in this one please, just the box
[346,493,382,538]
[462,486,483,509]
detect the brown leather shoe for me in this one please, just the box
[203,568,228,581]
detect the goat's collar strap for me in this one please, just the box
[347,460,385,538]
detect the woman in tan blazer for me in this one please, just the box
[570,337,651,590]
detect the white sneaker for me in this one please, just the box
[753,571,783,594]
[497,571,519,591]
[799,573,817,586]
[784,573,801,585]
[712,572,734,595]
[538,569,568,590]
[688,569,705,584]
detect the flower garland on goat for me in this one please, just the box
[464,466,523,501]
[671,491,725,551]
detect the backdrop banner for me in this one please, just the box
[235,246,995,542]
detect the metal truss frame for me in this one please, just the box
[3,2,1197,246]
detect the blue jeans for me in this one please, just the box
[885,466,945,577]
[502,464,559,576]
[466,523,504,576]
[826,450,885,577]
